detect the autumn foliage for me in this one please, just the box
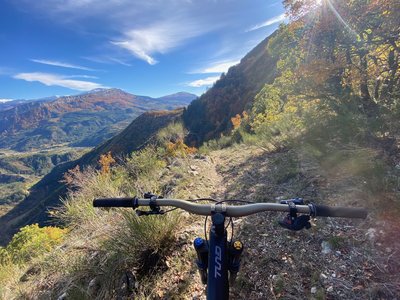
[166,139,197,157]
[99,151,116,174]
[0,224,67,265]
[250,0,400,147]
[231,111,249,129]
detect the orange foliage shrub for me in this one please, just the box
[231,114,242,129]
[231,111,249,129]
[166,139,197,157]
[99,151,116,174]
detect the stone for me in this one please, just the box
[365,228,377,241]
[321,241,332,254]
[57,292,68,300]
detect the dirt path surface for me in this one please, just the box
[151,144,400,299]
[148,151,229,299]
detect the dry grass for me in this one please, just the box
[1,139,399,299]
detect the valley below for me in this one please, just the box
[0,147,89,217]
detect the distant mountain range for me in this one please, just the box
[0,96,57,111]
[0,89,196,151]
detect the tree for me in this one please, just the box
[283,0,400,114]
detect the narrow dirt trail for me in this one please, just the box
[152,144,400,299]
[149,151,231,299]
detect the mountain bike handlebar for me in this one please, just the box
[93,198,368,219]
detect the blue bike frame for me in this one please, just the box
[207,212,229,300]
[194,211,239,299]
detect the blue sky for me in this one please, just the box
[0,0,285,100]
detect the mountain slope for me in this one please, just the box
[0,96,57,112]
[183,32,278,144]
[0,89,196,151]
[0,109,184,245]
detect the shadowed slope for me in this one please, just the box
[183,32,278,144]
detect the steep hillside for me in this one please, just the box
[183,32,278,144]
[0,109,184,245]
[1,144,398,299]
[0,89,195,151]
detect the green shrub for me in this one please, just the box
[105,210,181,270]
[156,122,187,145]
[199,134,235,152]
[3,224,67,264]
[0,247,10,266]
[124,147,167,195]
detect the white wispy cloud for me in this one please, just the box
[16,0,277,66]
[14,72,106,91]
[108,57,132,67]
[31,59,95,71]
[111,21,207,65]
[188,76,220,88]
[66,74,99,79]
[0,99,13,103]
[82,56,132,66]
[247,13,286,32]
[0,67,15,76]
[197,60,240,74]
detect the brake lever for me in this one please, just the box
[136,209,165,216]
[135,192,165,216]
[278,214,311,231]
[278,198,312,231]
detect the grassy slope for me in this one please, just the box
[2,143,399,299]
[0,109,184,245]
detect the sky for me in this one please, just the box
[0,0,286,100]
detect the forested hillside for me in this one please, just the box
[0,0,399,299]
[183,33,278,144]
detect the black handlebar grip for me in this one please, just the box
[315,205,367,219]
[93,197,136,207]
